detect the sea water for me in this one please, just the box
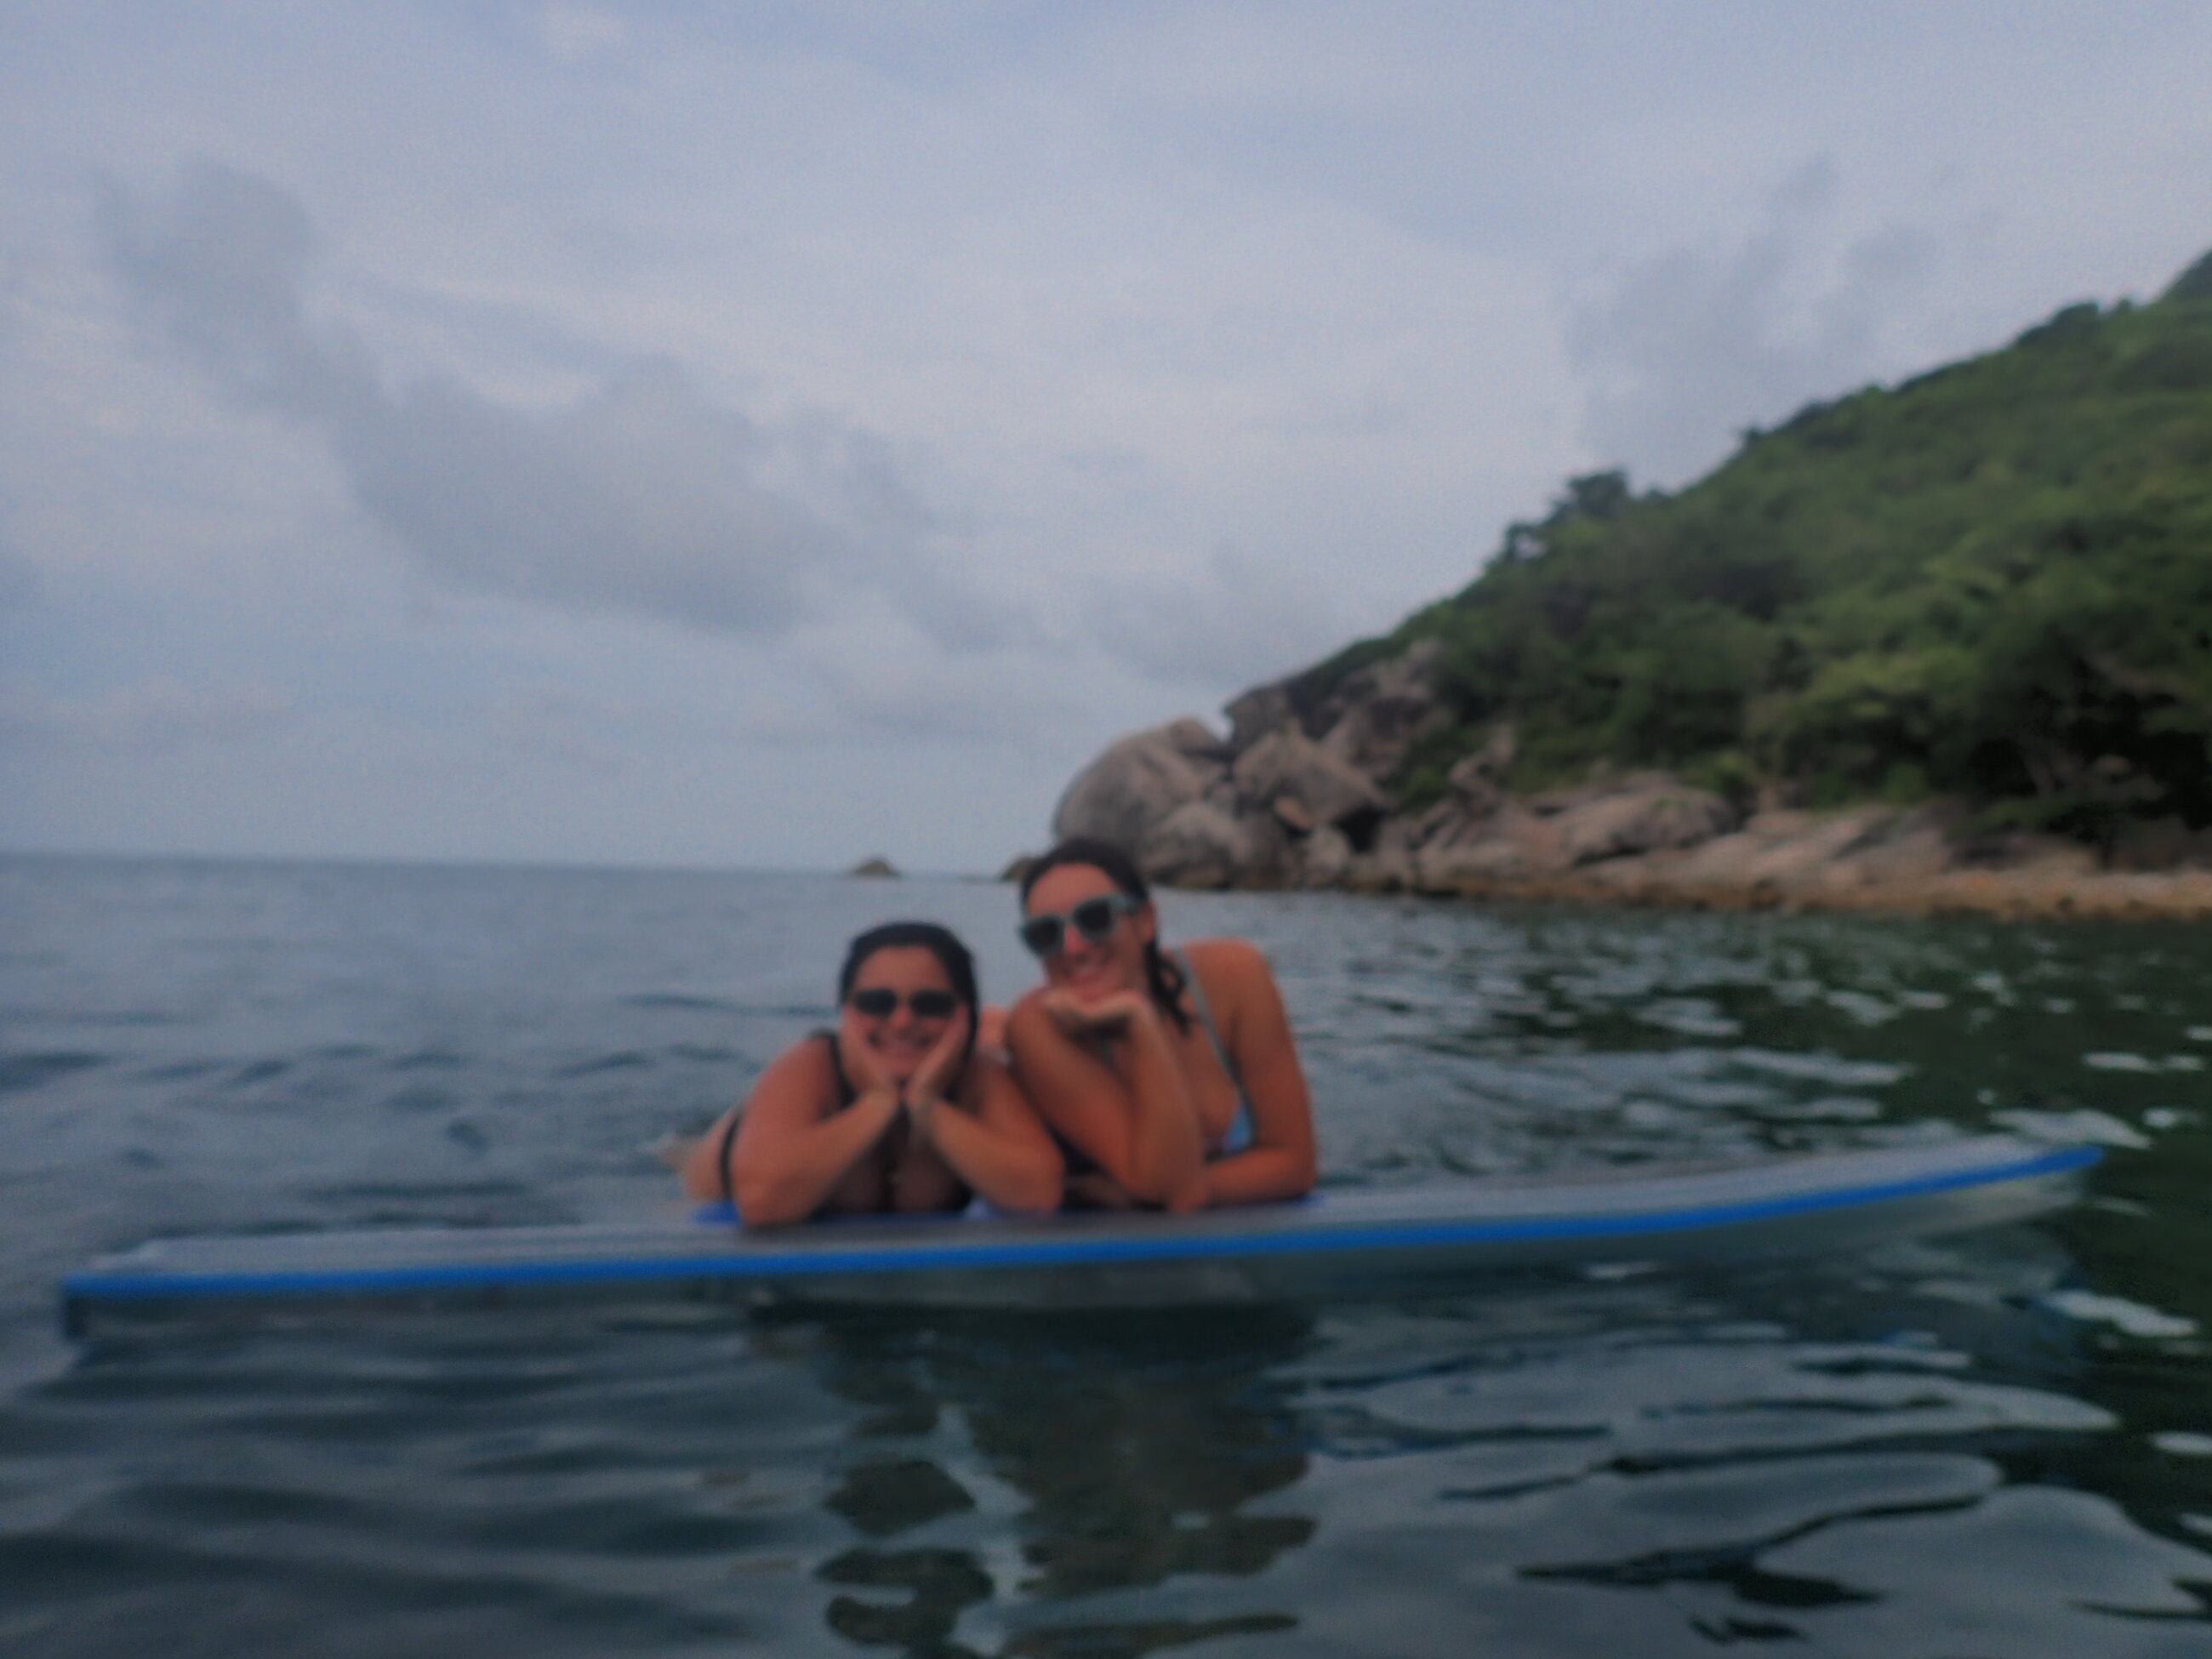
[1,853,2208,1656]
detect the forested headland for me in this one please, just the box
[1291,248,2212,851]
[1040,249,2212,918]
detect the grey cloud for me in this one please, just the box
[340,360,826,632]
[0,676,292,755]
[1571,158,1936,484]
[97,162,364,424]
[100,160,1005,647]
[1087,543,1346,693]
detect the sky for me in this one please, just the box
[3,3,2209,875]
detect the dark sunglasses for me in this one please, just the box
[848,987,961,1020]
[1018,892,1143,958]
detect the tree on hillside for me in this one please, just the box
[1322,247,2212,844]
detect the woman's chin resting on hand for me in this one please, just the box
[682,921,1062,1227]
[1006,838,1318,1213]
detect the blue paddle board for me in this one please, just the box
[62,1136,2097,1326]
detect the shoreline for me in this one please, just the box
[1310,859,2212,923]
[1046,690,2212,928]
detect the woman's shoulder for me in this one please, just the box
[958,1042,1013,1094]
[1004,984,1059,1029]
[1181,936,1275,983]
[755,1028,840,1093]
[1179,938,1284,1027]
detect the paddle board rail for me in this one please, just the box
[61,1137,2100,1321]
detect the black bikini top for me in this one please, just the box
[714,1030,858,1205]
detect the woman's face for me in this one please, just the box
[842,945,961,1085]
[1023,863,1154,1003]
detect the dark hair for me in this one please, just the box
[1017,837,1190,1033]
[838,921,981,1069]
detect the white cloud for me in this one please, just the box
[1569,157,1940,486]
[3,6,2209,868]
[99,160,1009,650]
[1087,543,1347,693]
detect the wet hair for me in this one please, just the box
[837,921,980,1069]
[1018,837,1190,1033]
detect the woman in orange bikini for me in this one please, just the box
[1006,839,1318,1211]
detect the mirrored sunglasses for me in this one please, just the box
[1018,892,1143,958]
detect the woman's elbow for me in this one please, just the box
[1117,1152,1206,1211]
[990,1145,1068,1216]
[680,1160,718,1204]
[732,1170,815,1229]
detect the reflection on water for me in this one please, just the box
[3,858,2211,1655]
[777,1308,1314,1657]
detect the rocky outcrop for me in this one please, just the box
[1049,644,1456,891]
[1314,640,1448,780]
[1232,728,1388,842]
[1051,718,1231,855]
[1029,646,2212,919]
[1139,799,1284,891]
[1436,805,2212,922]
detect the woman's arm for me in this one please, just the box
[909,1032,1064,1214]
[1006,990,1206,1211]
[1185,939,1319,1207]
[681,1037,899,1225]
[875,1012,972,1215]
[880,1134,967,1215]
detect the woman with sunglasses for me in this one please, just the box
[682,921,1063,1225]
[1008,839,1319,1211]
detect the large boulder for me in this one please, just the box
[1551,779,1738,866]
[1293,824,1354,888]
[1052,718,1233,852]
[1223,682,1297,755]
[1414,834,1531,891]
[1667,807,1894,890]
[1232,727,1389,839]
[1314,640,1445,783]
[1411,734,1514,840]
[1138,799,1277,889]
[1343,818,1417,892]
[1412,800,1557,889]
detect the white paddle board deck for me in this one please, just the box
[63,1137,2096,1325]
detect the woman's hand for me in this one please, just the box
[835,1010,900,1107]
[1040,987,1153,1039]
[1064,1171,1141,1210]
[1011,988,1204,1211]
[902,1006,972,1136]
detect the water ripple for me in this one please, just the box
[3,859,2210,1656]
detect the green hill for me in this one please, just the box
[1296,248,2212,845]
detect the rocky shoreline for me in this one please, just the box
[1030,646,2212,922]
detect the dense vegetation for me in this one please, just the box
[1297,248,2212,843]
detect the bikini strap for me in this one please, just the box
[1177,949,1257,1156]
[714,1106,742,1205]
[818,1029,858,1108]
[1176,948,1240,1086]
